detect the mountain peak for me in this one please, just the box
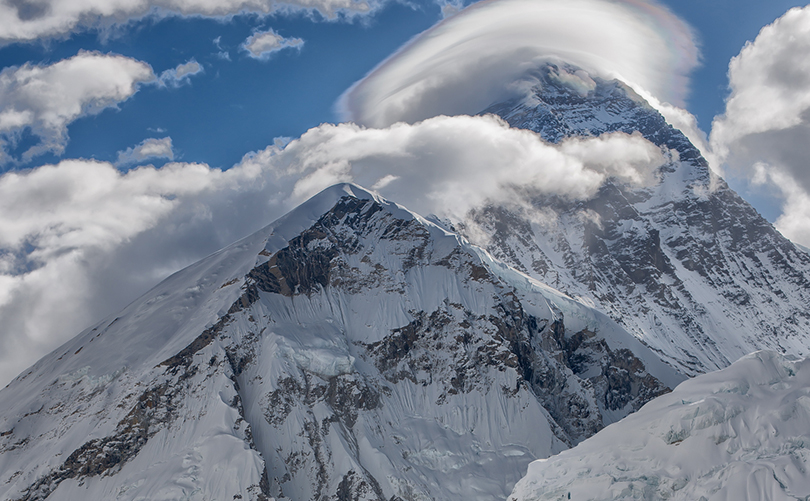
[0,182,678,501]
[467,63,810,376]
[483,62,702,164]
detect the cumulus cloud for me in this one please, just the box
[0,114,668,386]
[242,29,304,60]
[753,167,810,248]
[116,137,174,166]
[0,51,154,165]
[0,159,251,387]
[0,53,205,165]
[0,0,378,43]
[339,0,699,128]
[158,59,203,87]
[709,6,810,246]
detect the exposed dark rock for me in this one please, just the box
[14,381,177,501]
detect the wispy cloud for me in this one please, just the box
[116,137,174,166]
[242,29,304,60]
[0,0,380,43]
[158,59,203,87]
[213,36,231,61]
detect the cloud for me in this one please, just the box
[0,114,669,386]
[0,159,248,387]
[158,59,203,87]
[0,0,378,43]
[339,0,699,128]
[435,0,465,18]
[709,6,810,246]
[247,114,668,220]
[0,54,204,166]
[754,166,810,248]
[116,137,174,166]
[0,51,154,165]
[242,29,304,60]
[213,36,231,61]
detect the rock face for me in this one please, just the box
[0,184,681,501]
[474,63,810,376]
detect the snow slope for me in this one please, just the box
[474,63,810,376]
[0,184,681,501]
[510,350,810,501]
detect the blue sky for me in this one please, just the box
[0,0,801,177]
[2,0,810,386]
[0,3,440,169]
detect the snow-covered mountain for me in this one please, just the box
[472,63,810,376]
[6,61,810,501]
[0,184,681,501]
[509,350,810,501]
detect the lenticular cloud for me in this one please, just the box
[339,0,699,128]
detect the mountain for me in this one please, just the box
[6,61,810,501]
[472,62,810,376]
[509,350,810,501]
[0,184,681,501]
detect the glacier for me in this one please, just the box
[509,350,810,501]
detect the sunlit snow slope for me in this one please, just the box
[474,63,810,376]
[0,184,681,501]
[510,350,810,501]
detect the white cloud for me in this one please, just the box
[339,0,699,128]
[213,36,231,61]
[0,0,378,43]
[242,29,304,60]
[116,137,174,166]
[756,167,810,248]
[435,0,464,18]
[0,51,154,164]
[0,159,245,386]
[709,6,810,246]
[0,54,204,165]
[251,115,668,220]
[158,59,203,87]
[0,114,668,386]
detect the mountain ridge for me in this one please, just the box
[0,183,679,501]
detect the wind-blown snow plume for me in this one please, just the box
[339,0,699,128]
[0,114,666,387]
[710,6,810,247]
